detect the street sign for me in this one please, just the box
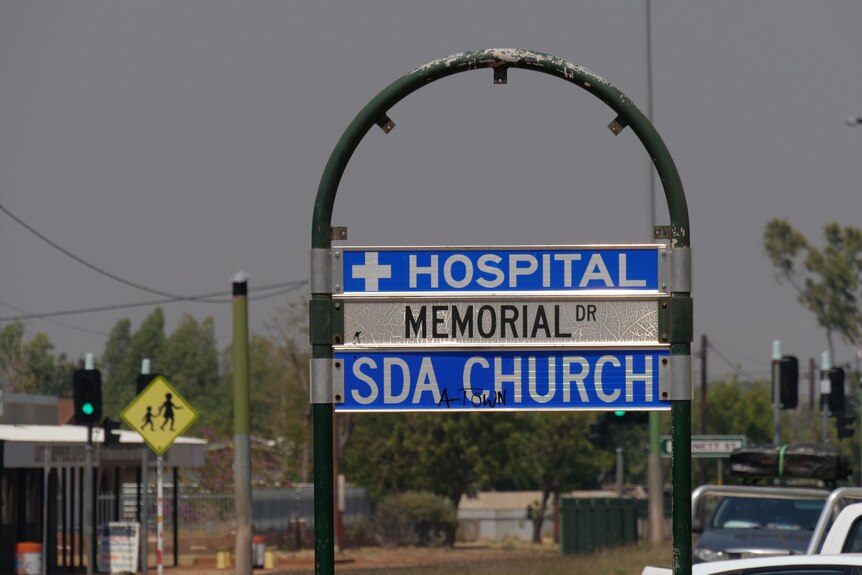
[310,49,694,575]
[341,298,660,346]
[121,376,199,455]
[334,348,670,412]
[336,245,666,295]
[660,435,747,458]
[332,244,672,413]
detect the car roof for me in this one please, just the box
[692,554,862,574]
[642,555,862,575]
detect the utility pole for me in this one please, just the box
[821,351,831,444]
[615,446,624,497]
[84,352,95,575]
[809,358,816,410]
[772,341,781,446]
[233,273,252,575]
[699,334,708,486]
[140,359,151,575]
[771,341,781,485]
[644,0,666,545]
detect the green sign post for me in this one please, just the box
[310,49,692,575]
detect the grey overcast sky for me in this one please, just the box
[0,1,860,383]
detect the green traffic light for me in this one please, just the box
[82,403,94,415]
[613,410,625,416]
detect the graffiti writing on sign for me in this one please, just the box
[438,387,508,409]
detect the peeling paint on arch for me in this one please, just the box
[314,48,689,251]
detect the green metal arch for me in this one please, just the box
[312,48,689,250]
[310,49,692,575]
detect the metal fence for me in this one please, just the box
[96,484,371,548]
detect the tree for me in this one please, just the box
[18,333,59,395]
[257,299,314,483]
[0,321,29,391]
[702,380,773,444]
[101,309,165,418]
[156,314,221,431]
[0,322,66,396]
[518,412,611,543]
[764,219,862,359]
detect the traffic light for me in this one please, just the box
[586,414,612,451]
[102,418,120,445]
[829,367,846,415]
[610,410,649,424]
[837,412,855,439]
[137,373,159,395]
[73,369,102,425]
[778,355,799,409]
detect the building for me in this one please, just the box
[0,393,205,573]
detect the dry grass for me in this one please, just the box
[331,540,676,575]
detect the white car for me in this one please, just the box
[642,554,862,575]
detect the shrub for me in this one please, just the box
[373,491,459,547]
[345,516,376,547]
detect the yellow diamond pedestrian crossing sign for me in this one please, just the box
[121,375,198,455]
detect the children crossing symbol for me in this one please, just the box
[121,376,199,455]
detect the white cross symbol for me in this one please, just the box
[352,252,391,292]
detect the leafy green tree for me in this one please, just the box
[101,310,165,418]
[764,219,862,359]
[702,380,773,444]
[18,333,59,395]
[517,412,612,543]
[50,353,78,399]
[346,412,525,509]
[156,314,221,431]
[0,322,67,396]
[257,299,314,482]
[0,321,29,391]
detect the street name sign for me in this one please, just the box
[334,347,669,412]
[660,435,747,458]
[335,245,667,295]
[121,376,199,455]
[342,298,659,346]
[331,244,671,413]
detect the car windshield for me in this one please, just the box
[709,496,825,531]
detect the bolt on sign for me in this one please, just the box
[121,376,199,455]
[331,245,674,412]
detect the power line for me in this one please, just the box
[0,202,235,301]
[706,340,768,380]
[0,280,307,323]
[0,298,111,337]
[706,335,764,366]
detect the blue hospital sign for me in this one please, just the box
[335,348,669,412]
[331,244,672,413]
[339,246,663,295]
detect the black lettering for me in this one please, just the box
[522,305,528,339]
[437,387,457,408]
[496,389,508,406]
[501,305,518,338]
[588,304,597,322]
[481,391,495,407]
[432,305,448,338]
[405,305,427,338]
[531,306,551,338]
[471,391,484,407]
[478,305,496,338]
[443,387,507,408]
[576,304,586,322]
[554,305,571,337]
[452,305,474,338]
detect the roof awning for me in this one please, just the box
[0,424,205,468]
